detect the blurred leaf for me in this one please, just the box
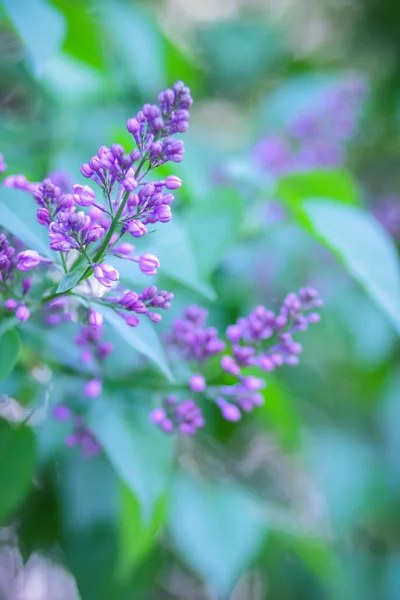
[0,316,19,337]
[2,0,66,77]
[57,265,88,293]
[278,170,361,209]
[169,474,267,595]
[89,400,174,520]
[102,2,165,96]
[0,419,36,523]
[258,375,302,452]
[0,328,21,382]
[185,187,244,277]
[97,306,173,381]
[308,430,376,527]
[0,187,54,258]
[198,21,283,94]
[50,0,104,69]
[145,218,216,299]
[302,200,400,334]
[117,484,167,580]
[42,54,103,103]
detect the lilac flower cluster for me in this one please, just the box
[52,406,101,458]
[253,75,367,175]
[165,305,226,361]
[150,394,205,435]
[152,288,322,434]
[1,81,192,330]
[0,153,6,174]
[0,231,52,322]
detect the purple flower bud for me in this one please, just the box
[189,374,206,392]
[89,310,103,328]
[165,175,182,190]
[80,163,94,178]
[127,118,140,134]
[83,378,102,399]
[127,220,147,238]
[242,376,265,392]
[258,355,275,371]
[98,342,114,359]
[150,407,166,424]
[226,325,242,343]
[155,205,172,223]
[139,254,160,276]
[37,208,51,226]
[4,298,18,310]
[113,242,134,256]
[220,402,241,422]
[94,263,119,288]
[220,355,240,376]
[16,304,30,322]
[53,404,71,421]
[160,419,174,433]
[147,312,162,323]
[22,277,32,295]
[17,250,45,271]
[125,314,139,327]
[73,184,96,207]
[85,224,105,244]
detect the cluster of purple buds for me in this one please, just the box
[74,319,114,366]
[223,287,322,374]
[253,74,367,175]
[1,231,51,322]
[126,81,192,168]
[53,406,101,458]
[3,173,39,193]
[150,394,205,435]
[108,285,173,326]
[0,153,6,174]
[153,289,322,433]
[165,305,226,361]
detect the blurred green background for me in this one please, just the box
[2,0,400,598]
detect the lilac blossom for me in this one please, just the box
[0,153,6,174]
[1,81,192,332]
[253,74,367,175]
[165,305,226,361]
[150,395,205,435]
[153,289,322,433]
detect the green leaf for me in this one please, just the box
[0,419,36,523]
[185,187,244,277]
[278,169,361,208]
[57,265,88,293]
[50,0,104,69]
[97,306,173,381]
[102,2,165,96]
[0,316,19,337]
[89,400,174,521]
[258,375,302,452]
[169,475,268,595]
[302,199,400,334]
[147,219,216,299]
[117,484,167,580]
[0,328,21,382]
[0,187,53,258]
[2,0,66,77]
